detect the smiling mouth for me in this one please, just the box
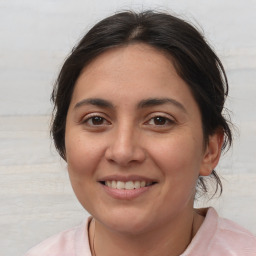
[100,180,157,190]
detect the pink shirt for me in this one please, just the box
[25,208,256,256]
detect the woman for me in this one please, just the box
[26,10,256,256]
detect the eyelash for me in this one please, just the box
[145,115,175,127]
[82,113,111,127]
[81,113,175,129]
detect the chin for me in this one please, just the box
[95,207,157,235]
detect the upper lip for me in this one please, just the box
[98,174,158,183]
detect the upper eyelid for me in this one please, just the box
[81,112,110,120]
[145,112,176,121]
[146,117,174,125]
[79,113,111,126]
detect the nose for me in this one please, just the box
[105,125,146,167]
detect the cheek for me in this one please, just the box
[65,133,104,210]
[65,132,103,177]
[149,133,203,179]
[150,135,203,207]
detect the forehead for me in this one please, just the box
[70,43,198,113]
[80,43,176,81]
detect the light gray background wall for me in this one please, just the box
[0,1,255,255]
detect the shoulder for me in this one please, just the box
[213,212,256,254]
[25,227,77,256]
[24,218,92,256]
[183,208,256,256]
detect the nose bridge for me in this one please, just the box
[116,122,135,152]
[105,120,145,166]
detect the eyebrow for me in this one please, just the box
[138,98,187,113]
[74,97,187,113]
[74,98,114,109]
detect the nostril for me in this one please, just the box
[105,146,146,166]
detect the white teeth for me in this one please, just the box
[104,180,153,189]
[134,181,140,189]
[125,181,134,190]
[111,180,117,189]
[140,181,146,188]
[116,181,125,189]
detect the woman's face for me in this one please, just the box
[65,44,221,234]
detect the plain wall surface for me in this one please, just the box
[0,1,256,255]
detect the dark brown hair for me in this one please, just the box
[51,10,232,197]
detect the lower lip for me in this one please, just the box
[101,184,153,200]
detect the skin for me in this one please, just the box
[65,44,223,256]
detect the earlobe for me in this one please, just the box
[199,130,224,176]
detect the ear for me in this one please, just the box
[199,129,224,176]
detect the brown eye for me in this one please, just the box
[91,116,104,125]
[83,115,110,127]
[153,116,168,125]
[146,115,174,127]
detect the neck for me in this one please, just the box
[89,209,204,256]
